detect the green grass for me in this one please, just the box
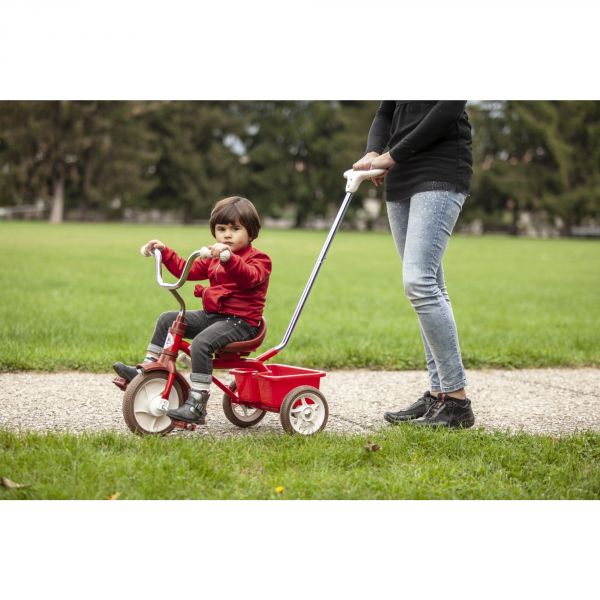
[1,427,598,499]
[1,221,600,371]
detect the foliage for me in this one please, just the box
[144,101,243,223]
[0,102,157,221]
[468,101,600,234]
[1,101,599,231]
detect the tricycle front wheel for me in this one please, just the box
[122,371,185,436]
[222,382,267,428]
[279,385,328,435]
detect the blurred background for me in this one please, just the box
[1,100,599,237]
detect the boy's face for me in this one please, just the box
[214,221,251,253]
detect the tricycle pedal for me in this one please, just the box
[171,420,197,432]
[112,376,128,392]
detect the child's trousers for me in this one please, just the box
[147,310,259,386]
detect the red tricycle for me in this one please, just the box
[113,167,384,436]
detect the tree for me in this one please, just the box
[236,101,377,227]
[0,101,157,222]
[145,101,244,224]
[468,101,600,235]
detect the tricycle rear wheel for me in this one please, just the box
[280,385,328,435]
[222,381,267,428]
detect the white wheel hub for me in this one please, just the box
[232,403,263,422]
[133,378,180,433]
[289,393,326,435]
[147,394,170,416]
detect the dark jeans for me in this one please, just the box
[147,310,258,384]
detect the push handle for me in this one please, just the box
[343,168,386,193]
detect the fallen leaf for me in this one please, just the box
[364,442,382,452]
[275,485,285,494]
[1,477,31,489]
[106,492,121,500]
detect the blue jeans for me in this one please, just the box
[387,190,467,393]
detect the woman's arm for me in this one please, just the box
[365,101,395,154]
[389,101,467,163]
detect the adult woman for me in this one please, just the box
[353,101,474,428]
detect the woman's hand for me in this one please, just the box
[370,152,396,170]
[143,239,166,254]
[352,151,396,187]
[353,151,380,170]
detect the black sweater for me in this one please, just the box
[366,101,473,200]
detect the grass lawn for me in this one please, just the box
[1,222,599,372]
[1,427,598,499]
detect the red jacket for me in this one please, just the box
[161,244,272,327]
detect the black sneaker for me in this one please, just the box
[112,362,140,382]
[167,391,209,425]
[411,393,475,429]
[384,391,437,424]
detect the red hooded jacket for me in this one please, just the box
[161,244,271,327]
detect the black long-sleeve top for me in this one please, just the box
[366,101,473,199]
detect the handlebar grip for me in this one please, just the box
[199,246,231,262]
[343,168,386,193]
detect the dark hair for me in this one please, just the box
[209,196,261,240]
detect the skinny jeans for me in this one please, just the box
[387,189,467,392]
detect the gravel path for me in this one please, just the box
[1,368,599,437]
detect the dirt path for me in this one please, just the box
[1,368,599,436]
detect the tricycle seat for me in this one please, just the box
[215,318,267,358]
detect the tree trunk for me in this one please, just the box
[49,172,65,223]
[78,196,89,221]
[78,163,91,221]
[182,201,194,225]
[294,204,308,228]
[510,206,519,236]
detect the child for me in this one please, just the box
[113,196,272,425]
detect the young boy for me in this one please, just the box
[113,196,272,425]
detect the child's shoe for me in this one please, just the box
[112,362,141,382]
[167,390,209,425]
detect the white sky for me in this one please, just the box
[2,0,599,99]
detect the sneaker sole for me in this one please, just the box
[410,418,475,429]
[112,363,138,382]
[166,412,205,425]
[384,414,422,424]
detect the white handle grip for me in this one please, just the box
[199,246,231,262]
[141,244,230,261]
[343,168,386,193]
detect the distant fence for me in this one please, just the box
[0,202,46,220]
[2,202,599,238]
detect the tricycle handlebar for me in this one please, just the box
[140,246,229,290]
